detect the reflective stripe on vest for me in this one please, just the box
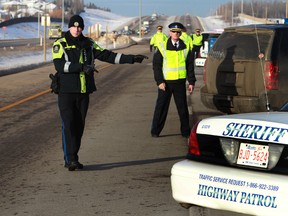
[158,42,188,80]
[79,72,86,93]
[79,48,86,93]
[56,38,86,93]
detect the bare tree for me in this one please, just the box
[215,0,286,22]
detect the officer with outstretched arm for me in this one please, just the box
[52,15,148,171]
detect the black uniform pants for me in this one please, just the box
[192,45,202,59]
[58,93,89,163]
[151,81,190,136]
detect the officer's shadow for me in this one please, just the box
[81,155,185,171]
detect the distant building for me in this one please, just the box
[0,0,85,23]
[0,0,56,19]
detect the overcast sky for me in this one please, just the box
[85,0,231,17]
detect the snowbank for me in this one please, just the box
[0,9,265,74]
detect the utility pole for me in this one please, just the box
[62,0,64,30]
[138,0,142,38]
[43,2,47,62]
[41,2,49,62]
[44,14,46,62]
[265,1,268,21]
[225,4,228,22]
[38,12,40,38]
[231,0,234,26]
[286,0,288,18]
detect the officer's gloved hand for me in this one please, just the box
[83,65,96,76]
[134,55,148,63]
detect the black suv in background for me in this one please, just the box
[201,24,288,113]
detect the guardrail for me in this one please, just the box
[238,13,274,24]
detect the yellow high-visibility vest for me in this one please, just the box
[150,32,168,47]
[158,41,188,80]
[52,38,87,93]
[192,34,203,46]
[180,32,193,50]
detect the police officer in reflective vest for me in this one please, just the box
[52,15,148,171]
[180,26,193,51]
[151,22,196,138]
[191,28,203,59]
[150,25,168,52]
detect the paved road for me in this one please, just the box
[1,42,219,216]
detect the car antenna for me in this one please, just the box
[251,2,270,112]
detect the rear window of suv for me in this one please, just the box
[210,30,273,61]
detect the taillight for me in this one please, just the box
[188,122,200,155]
[265,61,279,90]
[203,58,207,85]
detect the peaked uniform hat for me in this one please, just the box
[168,22,184,32]
[68,15,84,29]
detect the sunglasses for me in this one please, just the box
[171,31,181,33]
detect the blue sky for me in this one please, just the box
[85,0,231,17]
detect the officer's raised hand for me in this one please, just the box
[133,55,149,63]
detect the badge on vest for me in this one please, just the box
[53,45,60,53]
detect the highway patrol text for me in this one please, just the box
[197,184,277,208]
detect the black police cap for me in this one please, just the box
[68,15,84,29]
[168,22,184,32]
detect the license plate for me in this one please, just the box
[237,143,269,168]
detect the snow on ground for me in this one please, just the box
[0,9,264,72]
[0,8,138,72]
[81,8,136,34]
[200,15,266,32]
[0,8,136,40]
[200,16,229,32]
